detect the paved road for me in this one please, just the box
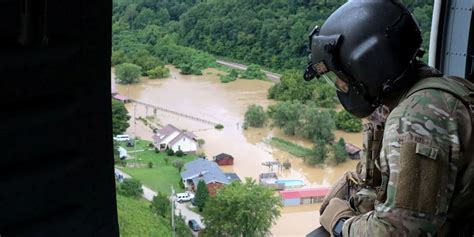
[114,168,205,233]
[216,60,281,83]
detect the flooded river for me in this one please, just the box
[113,66,363,236]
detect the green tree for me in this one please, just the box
[175,149,184,157]
[148,65,170,79]
[203,178,281,237]
[172,159,185,172]
[307,140,327,166]
[150,192,170,217]
[167,148,175,156]
[332,138,348,164]
[194,180,209,212]
[271,101,304,136]
[179,63,193,75]
[313,81,338,108]
[241,64,266,80]
[244,104,267,128]
[220,69,239,83]
[119,178,143,198]
[112,99,131,136]
[155,8,171,25]
[298,106,335,143]
[133,8,156,29]
[111,50,127,66]
[115,63,142,84]
[334,110,363,132]
[175,214,194,237]
[268,71,317,103]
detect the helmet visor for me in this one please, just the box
[321,71,349,93]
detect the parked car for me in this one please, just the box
[175,192,194,203]
[113,134,130,142]
[188,219,201,232]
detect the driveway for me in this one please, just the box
[114,168,205,234]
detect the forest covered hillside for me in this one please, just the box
[113,0,433,71]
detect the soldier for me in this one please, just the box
[303,0,474,236]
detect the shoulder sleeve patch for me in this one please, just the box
[415,143,439,160]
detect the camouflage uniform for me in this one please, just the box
[341,76,474,236]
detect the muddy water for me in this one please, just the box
[113,66,363,236]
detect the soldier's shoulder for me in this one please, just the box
[384,88,462,145]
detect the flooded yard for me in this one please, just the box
[113,66,363,236]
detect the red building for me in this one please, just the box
[280,187,330,206]
[213,153,234,166]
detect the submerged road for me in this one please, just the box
[216,60,281,83]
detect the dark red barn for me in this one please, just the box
[213,153,234,166]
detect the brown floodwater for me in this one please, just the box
[113,66,363,236]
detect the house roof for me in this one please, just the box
[180,159,229,185]
[191,171,230,186]
[153,124,181,144]
[279,187,330,199]
[169,131,197,147]
[214,153,233,161]
[224,172,241,182]
[345,143,361,155]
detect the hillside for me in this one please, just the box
[116,193,173,237]
[113,0,433,71]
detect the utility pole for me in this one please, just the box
[170,185,176,237]
[133,102,137,138]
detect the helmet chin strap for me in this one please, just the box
[381,48,421,94]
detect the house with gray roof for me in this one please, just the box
[180,158,230,196]
[153,124,198,153]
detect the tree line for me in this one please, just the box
[113,0,433,73]
[173,0,433,70]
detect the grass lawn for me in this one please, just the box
[116,193,172,237]
[117,139,196,195]
[270,137,313,158]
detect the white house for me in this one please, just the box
[152,124,198,153]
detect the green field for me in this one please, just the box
[117,139,196,195]
[116,193,172,237]
[269,137,313,158]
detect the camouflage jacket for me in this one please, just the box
[342,77,474,236]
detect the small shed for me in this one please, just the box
[280,187,330,206]
[345,143,361,160]
[213,153,234,166]
[117,146,127,160]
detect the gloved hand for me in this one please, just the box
[351,188,377,214]
[320,198,355,236]
[320,171,361,215]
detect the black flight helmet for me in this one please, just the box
[304,0,422,118]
